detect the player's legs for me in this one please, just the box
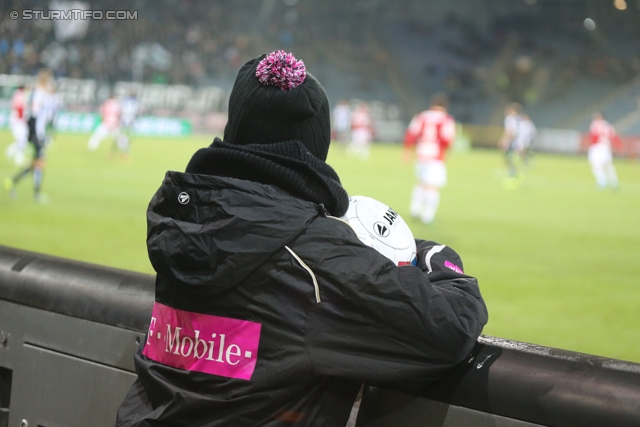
[335,126,349,147]
[116,135,130,156]
[409,184,425,219]
[88,124,109,151]
[109,127,120,152]
[410,184,433,222]
[10,118,36,180]
[412,161,446,224]
[10,119,28,150]
[588,144,612,189]
[521,139,534,167]
[6,164,31,199]
[590,160,607,189]
[358,138,371,160]
[503,141,519,179]
[410,163,426,218]
[10,164,32,184]
[604,161,619,189]
[30,131,46,201]
[7,118,38,196]
[7,120,28,167]
[114,127,133,160]
[32,158,45,201]
[518,144,529,167]
[421,184,440,225]
[117,127,131,153]
[8,129,46,200]
[348,129,370,160]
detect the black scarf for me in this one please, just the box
[185,138,349,217]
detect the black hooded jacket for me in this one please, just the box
[116,143,487,427]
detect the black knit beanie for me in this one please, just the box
[223,51,332,161]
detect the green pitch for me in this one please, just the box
[1,132,639,362]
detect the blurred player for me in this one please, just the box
[116,91,140,158]
[5,85,28,166]
[348,102,374,160]
[42,84,62,146]
[588,112,620,190]
[498,102,522,187]
[514,113,536,166]
[332,99,351,147]
[4,69,54,202]
[87,94,122,153]
[403,92,456,225]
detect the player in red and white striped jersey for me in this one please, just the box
[87,96,122,152]
[5,69,55,202]
[403,93,456,225]
[6,85,28,165]
[588,112,620,190]
[347,102,374,160]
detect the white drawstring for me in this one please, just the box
[285,246,321,303]
[424,244,446,274]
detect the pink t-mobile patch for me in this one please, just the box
[444,260,464,274]
[142,301,261,380]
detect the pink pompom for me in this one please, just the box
[256,50,306,91]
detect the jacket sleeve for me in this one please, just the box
[300,227,488,393]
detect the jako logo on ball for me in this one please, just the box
[342,196,417,266]
[373,222,390,237]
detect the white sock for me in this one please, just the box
[409,185,424,217]
[592,163,607,188]
[605,163,618,188]
[422,189,440,224]
[88,136,101,151]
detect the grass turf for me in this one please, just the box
[1,132,639,362]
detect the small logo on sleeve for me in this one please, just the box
[444,260,464,274]
[143,302,261,380]
[178,192,190,204]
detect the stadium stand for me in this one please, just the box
[1,0,639,134]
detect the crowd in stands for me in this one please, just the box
[0,0,262,85]
[1,0,639,126]
[0,0,387,91]
[404,4,640,115]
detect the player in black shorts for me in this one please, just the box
[5,69,53,202]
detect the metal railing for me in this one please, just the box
[0,245,638,427]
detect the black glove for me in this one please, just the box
[415,239,465,276]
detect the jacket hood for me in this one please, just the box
[146,171,322,294]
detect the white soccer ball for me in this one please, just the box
[342,195,417,266]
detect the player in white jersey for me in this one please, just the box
[403,93,456,225]
[588,112,620,190]
[41,85,62,146]
[116,92,140,156]
[498,102,522,187]
[87,95,122,153]
[513,113,536,166]
[5,85,29,166]
[332,99,351,147]
[347,102,374,160]
[5,69,54,202]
